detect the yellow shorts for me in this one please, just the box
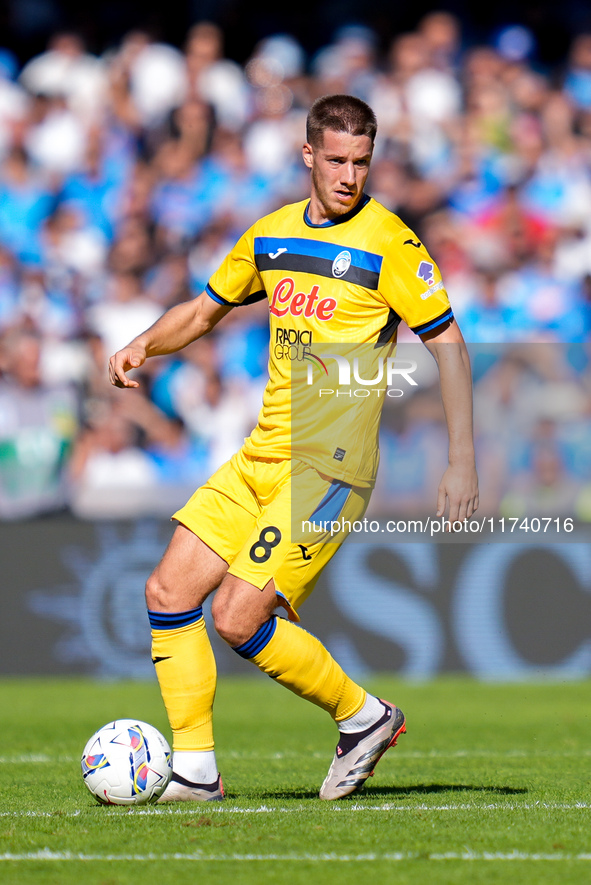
[173,448,371,619]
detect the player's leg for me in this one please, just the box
[212,573,367,722]
[148,450,264,801]
[211,461,406,798]
[146,524,228,800]
[212,572,405,800]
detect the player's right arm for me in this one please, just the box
[109,291,232,388]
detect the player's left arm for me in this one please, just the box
[420,318,479,521]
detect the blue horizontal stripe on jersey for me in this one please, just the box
[308,480,352,524]
[254,237,383,275]
[412,308,454,336]
[233,616,277,659]
[147,606,203,630]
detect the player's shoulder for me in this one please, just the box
[253,199,308,233]
[365,198,414,243]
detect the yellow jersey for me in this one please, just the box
[206,196,452,487]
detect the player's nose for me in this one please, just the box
[340,161,356,185]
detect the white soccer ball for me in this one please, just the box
[81,719,172,805]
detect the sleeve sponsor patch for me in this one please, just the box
[416,261,435,285]
[420,280,444,300]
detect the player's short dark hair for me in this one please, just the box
[306,94,377,147]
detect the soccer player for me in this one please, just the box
[109,94,479,802]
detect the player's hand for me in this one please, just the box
[436,462,479,526]
[108,345,147,389]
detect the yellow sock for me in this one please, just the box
[148,607,217,751]
[234,616,366,721]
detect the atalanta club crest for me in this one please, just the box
[332,250,351,278]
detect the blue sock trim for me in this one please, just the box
[148,606,203,630]
[233,616,277,659]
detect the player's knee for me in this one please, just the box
[212,575,277,647]
[211,592,251,647]
[145,569,174,612]
[211,593,237,644]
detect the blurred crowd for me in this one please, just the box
[371,342,591,519]
[0,14,590,520]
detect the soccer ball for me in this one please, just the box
[81,719,172,805]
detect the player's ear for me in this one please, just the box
[302,143,313,168]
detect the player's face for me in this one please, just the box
[303,129,373,224]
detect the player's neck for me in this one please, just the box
[305,193,368,227]
[306,195,336,225]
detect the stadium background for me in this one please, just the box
[1,0,590,679]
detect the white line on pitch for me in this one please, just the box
[2,803,591,818]
[120,802,591,814]
[2,749,591,764]
[225,749,591,760]
[0,755,74,763]
[1,850,591,862]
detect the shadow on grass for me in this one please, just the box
[251,790,323,800]
[363,783,528,797]
[256,783,528,800]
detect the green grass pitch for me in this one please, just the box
[1,676,590,885]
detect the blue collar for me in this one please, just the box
[303,194,371,228]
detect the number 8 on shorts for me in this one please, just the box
[249,526,282,563]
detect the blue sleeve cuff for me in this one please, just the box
[412,308,454,336]
[206,283,233,306]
